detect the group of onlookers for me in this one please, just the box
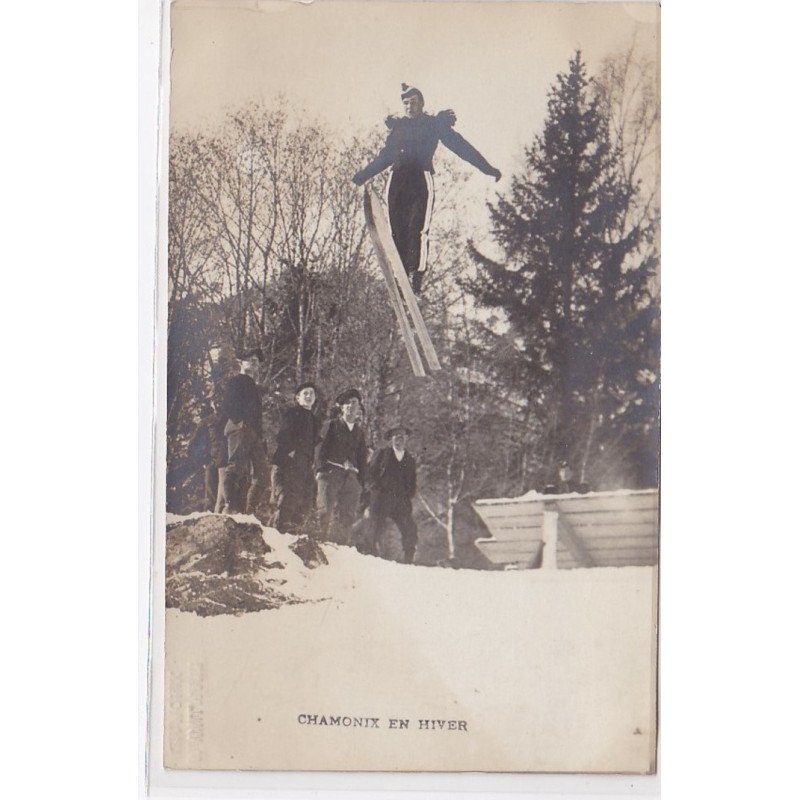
[188,348,419,564]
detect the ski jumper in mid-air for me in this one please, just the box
[353,83,501,293]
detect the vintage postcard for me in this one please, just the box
[161,0,660,774]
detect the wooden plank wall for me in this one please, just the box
[473,499,546,567]
[473,490,659,569]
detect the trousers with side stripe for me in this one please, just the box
[387,166,434,277]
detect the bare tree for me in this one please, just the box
[168,135,218,304]
[594,44,660,227]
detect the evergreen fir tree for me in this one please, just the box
[468,51,659,488]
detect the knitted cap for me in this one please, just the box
[400,83,424,104]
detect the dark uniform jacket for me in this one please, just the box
[368,446,417,500]
[315,418,368,485]
[271,405,320,471]
[221,373,262,435]
[354,112,496,184]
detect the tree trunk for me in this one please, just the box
[519,449,528,495]
[296,292,305,380]
[314,323,323,379]
[446,502,455,560]
[580,387,601,484]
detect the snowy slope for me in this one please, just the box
[164,513,657,774]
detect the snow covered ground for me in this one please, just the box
[164,515,657,773]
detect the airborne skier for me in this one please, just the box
[353,83,501,293]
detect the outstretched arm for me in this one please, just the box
[353,149,393,185]
[353,130,398,185]
[438,125,501,181]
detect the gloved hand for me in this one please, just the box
[353,170,368,186]
[489,167,502,182]
[436,108,457,128]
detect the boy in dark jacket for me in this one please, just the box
[315,388,368,544]
[270,382,321,534]
[365,425,418,564]
[353,84,501,293]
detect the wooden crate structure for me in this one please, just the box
[473,489,659,569]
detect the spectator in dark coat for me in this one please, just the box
[218,349,268,514]
[315,388,368,543]
[365,425,418,564]
[270,381,321,534]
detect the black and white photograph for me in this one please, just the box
[160,0,660,774]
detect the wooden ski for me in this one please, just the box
[364,188,441,375]
[364,190,426,376]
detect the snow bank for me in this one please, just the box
[165,514,330,616]
[164,512,658,773]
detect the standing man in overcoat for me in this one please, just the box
[219,349,268,514]
[270,381,321,534]
[366,425,418,564]
[315,388,369,543]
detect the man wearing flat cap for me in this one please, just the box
[315,388,369,543]
[353,83,501,293]
[270,382,321,534]
[365,425,418,564]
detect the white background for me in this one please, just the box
[3,0,797,797]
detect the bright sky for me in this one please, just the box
[171,0,659,191]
